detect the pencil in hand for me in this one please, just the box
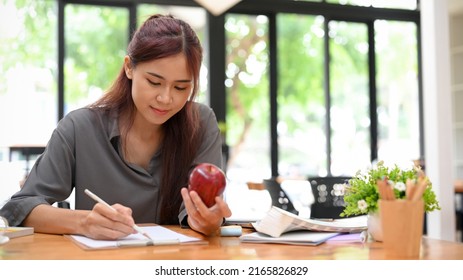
[84,188,153,241]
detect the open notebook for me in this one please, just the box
[252,206,368,238]
[68,225,206,250]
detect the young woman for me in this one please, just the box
[0,14,231,239]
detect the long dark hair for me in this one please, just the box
[90,14,203,224]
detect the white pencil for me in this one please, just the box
[84,188,153,241]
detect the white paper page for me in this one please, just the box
[240,231,340,245]
[70,225,201,249]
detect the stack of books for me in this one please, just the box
[3,226,34,239]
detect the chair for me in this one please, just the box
[455,180,463,242]
[308,176,351,219]
[263,177,299,215]
[456,197,463,242]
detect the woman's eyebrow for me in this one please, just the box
[146,71,192,83]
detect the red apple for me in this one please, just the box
[188,163,226,207]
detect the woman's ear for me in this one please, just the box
[124,56,133,79]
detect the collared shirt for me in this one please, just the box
[0,102,223,226]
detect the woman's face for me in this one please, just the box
[124,53,193,127]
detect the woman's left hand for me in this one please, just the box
[181,188,232,236]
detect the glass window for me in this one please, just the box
[0,0,57,159]
[326,0,417,10]
[329,21,371,175]
[0,0,57,201]
[225,14,270,183]
[277,14,325,178]
[375,20,419,167]
[64,4,129,114]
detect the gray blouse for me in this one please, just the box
[0,102,223,226]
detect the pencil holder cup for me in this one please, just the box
[379,199,424,259]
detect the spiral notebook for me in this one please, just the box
[67,225,207,250]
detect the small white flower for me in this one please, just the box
[394,181,406,192]
[357,199,368,211]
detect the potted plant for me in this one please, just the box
[341,161,441,241]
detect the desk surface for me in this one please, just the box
[1,226,463,260]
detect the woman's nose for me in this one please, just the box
[156,89,172,104]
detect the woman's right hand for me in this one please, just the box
[22,204,136,239]
[81,203,137,240]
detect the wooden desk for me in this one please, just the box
[1,226,463,260]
